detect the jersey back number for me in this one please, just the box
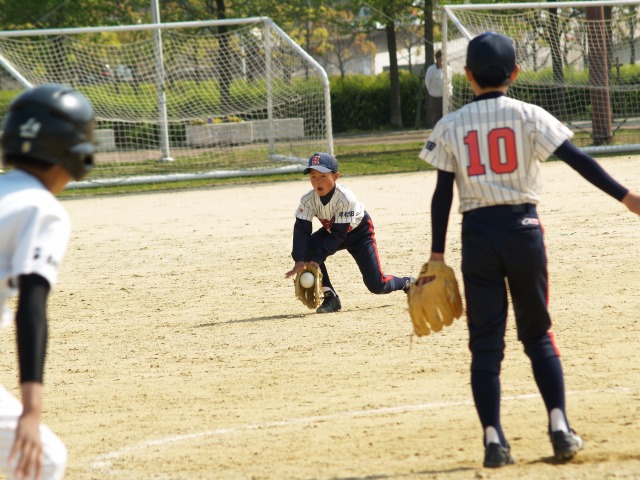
[464,127,518,176]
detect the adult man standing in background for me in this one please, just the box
[425,50,453,128]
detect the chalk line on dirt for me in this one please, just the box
[89,386,633,474]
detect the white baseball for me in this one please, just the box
[299,271,315,288]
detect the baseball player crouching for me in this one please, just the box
[285,153,414,313]
[0,84,96,479]
[419,32,640,468]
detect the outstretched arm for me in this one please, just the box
[554,141,640,216]
[621,191,640,215]
[554,141,628,199]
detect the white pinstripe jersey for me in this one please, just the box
[419,95,574,212]
[0,169,71,328]
[295,183,365,232]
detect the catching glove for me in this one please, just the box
[407,261,463,336]
[294,264,323,309]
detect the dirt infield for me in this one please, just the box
[1,155,639,479]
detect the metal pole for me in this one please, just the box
[264,20,274,156]
[151,0,173,162]
[0,53,32,88]
[266,19,333,156]
[444,0,640,10]
[442,9,449,116]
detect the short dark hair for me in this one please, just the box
[3,155,54,172]
[435,50,442,59]
[471,73,513,89]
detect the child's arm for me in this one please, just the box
[554,140,629,201]
[430,169,455,257]
[286,218,312,279]
[622,191,640,215]
[554,141,640,215]
[308,223,348,265]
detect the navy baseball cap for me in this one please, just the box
[303,152,338,174]
[466,32,516,79]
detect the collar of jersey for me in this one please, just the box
[319,185,336,206]
[472,91,505,102]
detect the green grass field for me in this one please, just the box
[59,136,432,197]
[56,130,636,199]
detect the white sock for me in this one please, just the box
[485,426,501,445]
[550,408,569,433]
[323,287,336,296]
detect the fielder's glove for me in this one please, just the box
[294,264,323,309]
[407,261,463,336]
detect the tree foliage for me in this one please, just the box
[0,0,152,30]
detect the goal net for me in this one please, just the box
[442,1,640,153]
[0,18,333,187]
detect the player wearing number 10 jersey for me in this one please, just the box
[418,32,640,469]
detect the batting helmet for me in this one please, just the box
[1,83,96,180]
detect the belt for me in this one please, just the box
[464,203,535,216]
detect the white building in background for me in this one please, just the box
[312,28,427,77]
[312,28,468,77]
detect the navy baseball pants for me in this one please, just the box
[306,216,408,295]
[461,204,560,373]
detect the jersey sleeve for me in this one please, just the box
[11,203,71,288]
[295,190,316,222]
[419,120,457,173]
[529,104,574,161]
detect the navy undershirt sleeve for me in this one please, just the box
[309,222,349,264]
[16,273,50,384]
[431,170,455,253]
[292,217,312,262]
[554,140,628,201]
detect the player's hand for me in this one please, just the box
[285,261,306,279]
[415,252,445,286]
[9,411,42,480]
[407,259,463,337]
[622,191,640,216]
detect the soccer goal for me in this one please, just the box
[0,17,333,188]
[442,0,640,153]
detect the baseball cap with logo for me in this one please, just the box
[303,152,338,174]
[466,32,516,81]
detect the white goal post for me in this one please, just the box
[0,17,333,188]
[442,0,640,154]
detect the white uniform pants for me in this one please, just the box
[0,385,67,480]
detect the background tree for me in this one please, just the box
[323,7,376,78]
[356,0,418,129]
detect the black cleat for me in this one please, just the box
[403,277,416,294]
[550,430,584,461]
[316,292,342,314]
[483,443,515,468]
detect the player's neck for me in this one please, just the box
[18,165,71,194]
[473,85,509,96]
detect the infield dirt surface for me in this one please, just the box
[1,154,638,479]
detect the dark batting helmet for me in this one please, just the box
[1,83,96,180]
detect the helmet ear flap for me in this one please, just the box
[68,142,95,180]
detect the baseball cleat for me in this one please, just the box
[316,292,341,313]
[483,443,515,468]
[403,277,416,294]
[550,430,584,461]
